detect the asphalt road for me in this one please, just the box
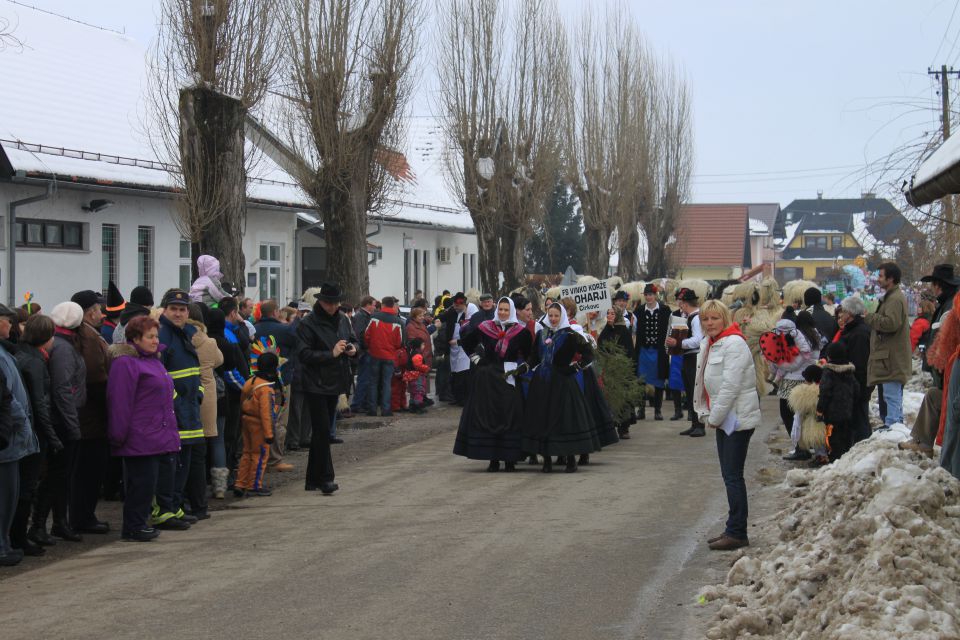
[0,398,781,640]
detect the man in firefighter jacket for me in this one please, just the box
[155,289,205,529]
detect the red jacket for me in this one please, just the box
[365,309,404,360]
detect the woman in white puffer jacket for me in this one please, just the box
[693,299,760,551]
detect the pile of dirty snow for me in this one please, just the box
[700,439,960,639]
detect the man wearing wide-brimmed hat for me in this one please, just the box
[920,263,960,387]
[295,283,358,495]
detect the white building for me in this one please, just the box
[0,5,477,307]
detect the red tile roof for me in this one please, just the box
[673,204,748,267]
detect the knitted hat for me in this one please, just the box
[803,287,822,307]
[802,364,823,384]
[130,286,154,307]
[49,301,84,329]
[825,342,850,365]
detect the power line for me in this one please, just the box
[932,0,960,65]
[691,164,865,179]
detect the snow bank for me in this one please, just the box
[700,439,960,639]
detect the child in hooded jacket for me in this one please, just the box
[817,342,859,461]
[235,352,282,497]
[405,338,431,413]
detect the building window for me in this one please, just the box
[422,249,429,300]
[404,248,412,303]
[137,226,154,290]
[102,223,119,293]
[463,253,478,291]
[258,243,282,301]
[15,218,83,249]
[831,235,844,249]
[470,253,477,289]
[804,235,827,250]
[179,239,193,291]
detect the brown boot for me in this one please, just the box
[708,535,749,551]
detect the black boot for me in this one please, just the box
[486,460,501,472]
[653,389,664,420]
[639,403,646,421]
[617,425,631,439]
[678,426,696,436]
[503,462,517,472]
[10,501,45,556]
[578,454,590,466]
[542,457,553,473]
[564,456,578,473]
[688,426,706,437]
[654,410,663,421]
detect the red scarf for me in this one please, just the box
[700,322,746,409]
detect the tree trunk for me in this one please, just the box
[474,215,501,295]
[499,226,527,294]
[617,224,640,281]
[311,182,370,305]
[583,225,609,278]
[179,86,247,286]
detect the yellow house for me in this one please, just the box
[775,212,865,281]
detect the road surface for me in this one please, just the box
[0,399,781,639]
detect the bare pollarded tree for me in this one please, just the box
[565,7,693,280]
[278,0,421,298]
[567,9,650,279]
[148,0,280,284]
[644,64,693,278]
[437,0,568,294]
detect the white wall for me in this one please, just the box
[300,223,479,302]
[0,182,295,306]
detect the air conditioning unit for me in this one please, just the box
[437,247,452,264]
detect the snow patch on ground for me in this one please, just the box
[700,438,960,639]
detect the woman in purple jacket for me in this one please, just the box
[107,315,180,542]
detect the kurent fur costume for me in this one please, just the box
[732,280,779,395]
[787,382,826,450]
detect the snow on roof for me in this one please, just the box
[914,131,960,186]
[776,221,801,249]
[748,217,769,235]
[0,4,474,232]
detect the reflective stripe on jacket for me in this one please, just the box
[158,315,204,443]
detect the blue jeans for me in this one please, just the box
[880,382,904,426]
[351,352,372,412]
[716,427,754,540]
[368,357,395,413]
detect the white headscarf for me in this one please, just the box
[545,302,570,332]
[464,302,479,321]
[495,296,519,326]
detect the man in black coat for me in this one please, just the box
[835,297,872,443]
[920,263,959,388]
[804,287,837,347]
[296,283,358,495]
[466,293,496,333]
[435,293,467,402]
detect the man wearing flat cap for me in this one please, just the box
[466,293,496,334]
[154,289,205,529]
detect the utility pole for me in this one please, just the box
[929,65,960,262]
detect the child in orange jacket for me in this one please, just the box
[406,338,432,414]
[235,352,282,497]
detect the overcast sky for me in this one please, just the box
[9,0,960,208]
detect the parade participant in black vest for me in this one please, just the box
[522,303,601,473]
[665,288,705,437]
[613,290,635,330]
[634,283,671,421]
[453,297,533,472]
